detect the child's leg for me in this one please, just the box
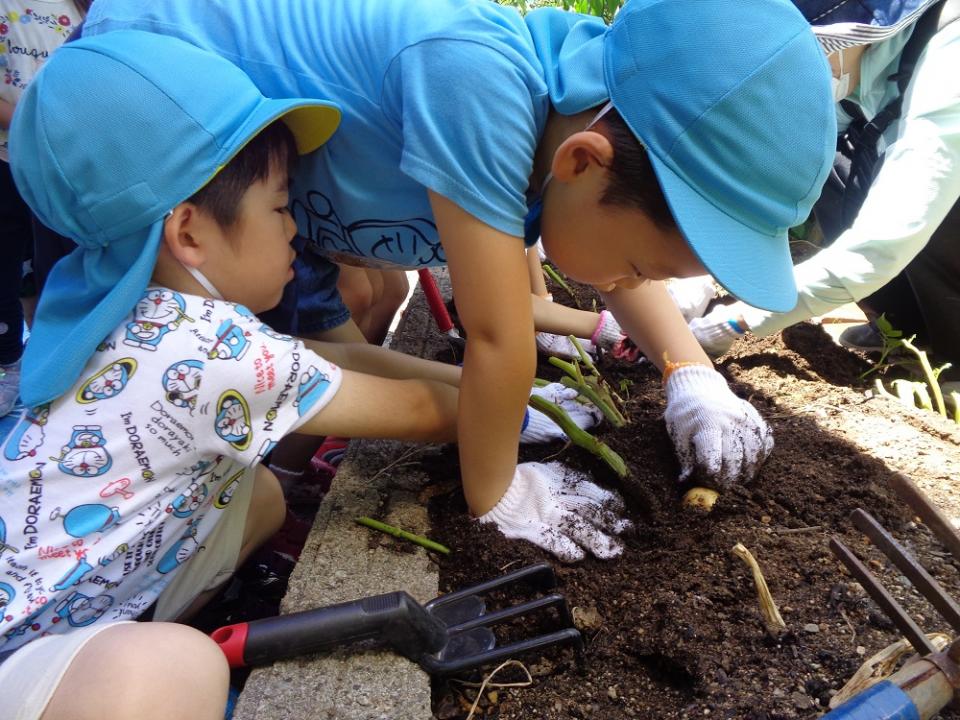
[40,622,229,720]
[336,265,409,345]
[172,464,286,621]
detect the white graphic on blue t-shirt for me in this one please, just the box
[292,191,444,268]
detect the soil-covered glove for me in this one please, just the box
[666,275,718,322]
[521,383,603,444]
[664,365,773,488]
[689,303,749,357]
[479,462,632,562]
[535,332,596,359]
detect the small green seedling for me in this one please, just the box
[528,394,628,478]
[859,314,904,380]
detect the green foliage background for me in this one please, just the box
[495,0,624,23]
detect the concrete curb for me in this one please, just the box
[234,271,454,720]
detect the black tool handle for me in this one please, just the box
[212,591,447,667]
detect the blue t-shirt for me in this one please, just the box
[84,0,551,269]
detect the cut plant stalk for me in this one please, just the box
[528,395,628,478]
[548,342,627,428]
[731,542,787,637]
[542,263,581,309]
[901,336,947,417]
[356,516,451,555]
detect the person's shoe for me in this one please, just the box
[838,322,884,352]
[0,359,22,417]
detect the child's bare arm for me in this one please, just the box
[429,190,535,517]
[298,369,458,443]
[599,280,711,371]
[299,317,368,344]
[301,337,461,387]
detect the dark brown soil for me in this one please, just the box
[428,288,960,719]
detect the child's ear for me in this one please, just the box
[551,130,615,182]
[162,203,208,268]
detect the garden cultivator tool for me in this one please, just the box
[823,473,960,719]
[418,268,464,349]
[211,562,583,675]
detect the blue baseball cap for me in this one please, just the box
[528,0,837,313]
[10,30,340,407]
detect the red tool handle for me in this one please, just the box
[210,622,250,668]
[418,268,457,335]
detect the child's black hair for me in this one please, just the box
[596,108,678,232]
[188,120,298,228]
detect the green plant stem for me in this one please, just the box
[355,517,450,555]
[529,395,628,477]
[533,377,551,388]
[949,391,960,424]
[569,335,597,374]
[542,263,581,308]
[549,355,627,427]
[901,336,947,417]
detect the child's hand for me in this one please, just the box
[520,383,602,444]
[689,303,749,357]
[664,366,774,488]
[535,332,596,359]
[478,462,632,562]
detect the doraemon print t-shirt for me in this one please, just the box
[0,288,341,658]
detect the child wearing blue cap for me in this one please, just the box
[78,1,836,527]
[0,27,633,718]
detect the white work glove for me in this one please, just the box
[535,332,596,359]
[689,303,749,357]
[534,310,623,359]
[666,275,718,322]
[478,462,632,562]
[521,383,603,444]
[664,365,774,488]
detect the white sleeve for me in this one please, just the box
[749,22,960,337]
[192,304,342,466]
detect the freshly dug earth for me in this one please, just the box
[427,297,960,719]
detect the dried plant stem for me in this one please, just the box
[529,395,628,477]
[355,517,450,555]
[731,542,787,636]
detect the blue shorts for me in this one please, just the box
[261,250,351,335]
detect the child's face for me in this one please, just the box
[203,161,297,312]
[540,185,705,292]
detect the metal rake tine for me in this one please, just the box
[852,509,960,635]
[830,536,937,656]
[444,593,573,635]
[888,472,960,564]
[424,563,556,612]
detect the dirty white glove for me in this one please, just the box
[535,332,596,359]
[521,383,603,444]
[664,365,774,488]
[666,275,718,322]
[479,462,632,562]
[689,303,749,357]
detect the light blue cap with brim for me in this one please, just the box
[10,30,341,407]
[527,0,837,313]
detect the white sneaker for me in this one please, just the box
[0,359,21,417]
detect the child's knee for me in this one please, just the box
[381,269,410,308]
[44,622,229,720]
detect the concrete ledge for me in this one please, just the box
[234,272,452,720]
